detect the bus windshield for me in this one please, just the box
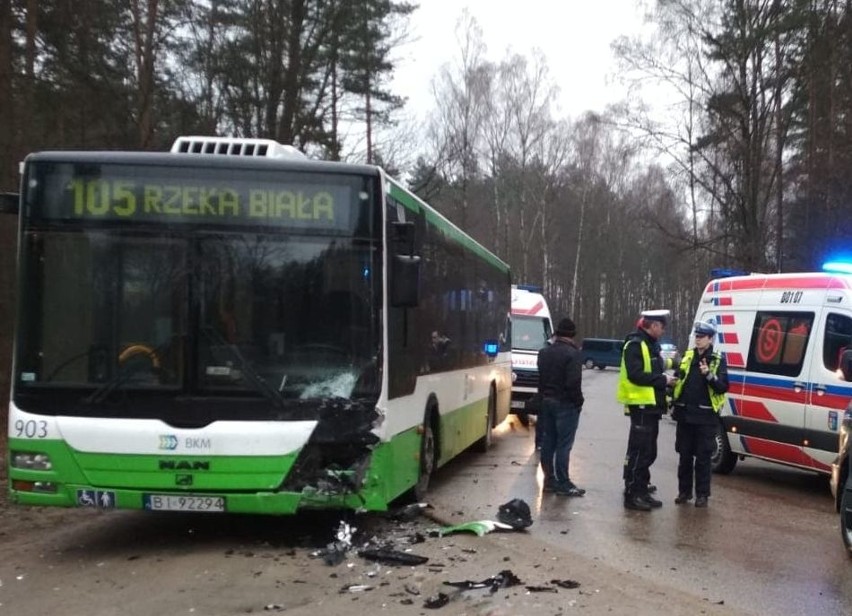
[14,160,381,411]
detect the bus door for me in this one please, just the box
[804,309,852,472]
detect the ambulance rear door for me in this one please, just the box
[803,291,852,472]
[740,281,821,470]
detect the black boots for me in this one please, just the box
[624,493,662,511]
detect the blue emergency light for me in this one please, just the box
[483,340,499,357]
[710,268,750,279]
[515,284,542,293]
[822,261,852,275]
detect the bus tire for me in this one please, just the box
[711,422,737,474]
[413,409,437,502]
[841,485,852,556]
[473,386,496,453]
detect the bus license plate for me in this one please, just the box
[143,494,225,512]
[510,400,526,410]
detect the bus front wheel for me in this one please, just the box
[473,387,496,453]
[413,411,436,502]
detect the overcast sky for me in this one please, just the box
[391,0,653,122]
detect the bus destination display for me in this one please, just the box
[33,165,357,231]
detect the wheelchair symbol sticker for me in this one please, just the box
[77,489,115,508]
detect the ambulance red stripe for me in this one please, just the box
[731,397,778,422]
[705,274,851,294]
[512,300,544,316]
[724,352,745,367]
[740,437,815,468]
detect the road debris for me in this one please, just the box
[551,579,581,589]
[388,502,432,521]
[358,547,429,566]
[443,569,523,593]
[311,520,356,566]
[432,520,514,537]
[340,584,373,593]
[423,591,450,609]
[496,498,533,529]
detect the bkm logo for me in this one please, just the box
[159,435,179,450]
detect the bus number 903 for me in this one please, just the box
[14,419,48,438]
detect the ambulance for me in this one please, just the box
[509,285,553,422]
[693,268,852,509]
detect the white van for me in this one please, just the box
[510,285,553,422]
[693,270,852,507]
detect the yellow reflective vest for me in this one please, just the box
[672,349,726,412]
[616,338,657,407]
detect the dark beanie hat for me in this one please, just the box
[555,317,576,337]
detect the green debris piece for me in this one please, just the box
[438,520,514,537]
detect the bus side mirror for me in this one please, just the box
[391,220,415,254]
[390,221,420,307]
[0,192,19,215]
[391,254,421,307]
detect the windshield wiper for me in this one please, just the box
[200,326,286,409]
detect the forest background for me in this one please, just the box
[1,0,852,405]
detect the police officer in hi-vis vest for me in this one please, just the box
[670,319,729,508]
[617,309,677,511]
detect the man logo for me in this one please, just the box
[159,460,210,471]
[175,474,193,486]
[159,435,179,450]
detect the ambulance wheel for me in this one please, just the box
[473,386,496,453]
[584,359,595,370]
[711,423,737,474]
[841,486,852,556]
[413,409,437,502]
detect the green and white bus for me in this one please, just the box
[7,136,512,514]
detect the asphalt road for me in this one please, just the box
[1,368,850,615]
[426,368,852,615]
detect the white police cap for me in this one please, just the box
[640,309,670,324]
[693,319,717,336]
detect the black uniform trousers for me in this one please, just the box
[623,407,659,496]
[675,421,716,498]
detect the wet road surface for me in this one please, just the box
[427,368,852,614]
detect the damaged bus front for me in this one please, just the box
[8,137,512,515]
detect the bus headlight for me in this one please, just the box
[11,452,53,471]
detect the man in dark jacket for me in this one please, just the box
[537,317,585,496]
[617,309,677,511]
[671,319,729,507]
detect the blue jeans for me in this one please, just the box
[539,397,581,485]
